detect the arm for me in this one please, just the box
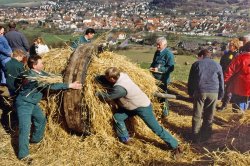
[217,65,224,100]
[0,37,12,56]
[187,64,196,97]
[20,33,29,52]
[49,81,82,90]
[224,57,241,84]
[97,85,127,101]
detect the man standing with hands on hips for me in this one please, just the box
[150,37,175,117]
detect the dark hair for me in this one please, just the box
[28,55,42,69]
[8,22,16,29]
[241,41,250,52]
[0,25,4,30]
[198,49,210,57]
[85,28,95,35]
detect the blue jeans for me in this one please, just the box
[15,99,46,159]
[113,104,178,149]
[231,94,250,111]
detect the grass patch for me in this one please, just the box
[116,47,197,82]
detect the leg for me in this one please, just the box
[136,105,178,149]
[159,83,169,117]
[31,104,46,143]
[192,93,205,140]
[16,100,34,159]
[201,93,218,140]
[113,108,133,139]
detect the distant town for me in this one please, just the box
[0,0,249,38]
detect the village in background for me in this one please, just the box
[0,0,249,56]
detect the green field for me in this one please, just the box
[115,47,197,82]
[0,0,40,4]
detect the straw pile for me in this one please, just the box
[1,46,250,165]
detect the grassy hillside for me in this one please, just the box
[0,0,41,6]
[115,46,197,82]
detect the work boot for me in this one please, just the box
[162,100,169,117]
[20,156,33,165]
[172,145,183,160]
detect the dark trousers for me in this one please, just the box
[192,93,218,139]
[113,104,178,149]
[15,99,46,159]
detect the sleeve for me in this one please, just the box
[0,38,12,56]
[20,33,29,51]
[97,85,127,101]
[187,64,196,97]
[224,57,241,84]
[48,83,69,90]
[217,65,224,100]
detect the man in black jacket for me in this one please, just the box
[188,49,224,143]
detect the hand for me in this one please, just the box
[69,81,82,89]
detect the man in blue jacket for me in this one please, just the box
[150,37,175,117]
[15,55,82,162]
[71,28,95,49]
[0,25,12,84]
[188,49,224,143]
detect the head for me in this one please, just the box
[27,55,43,71]
[12,49,26,62]
[85,28,95,40]
[8,21,16,29]
[228,38,240,52]
[105,67,120,84]
[34,37,45,45]
[243,34,250,45]
[197,49,211,60]
[156,37,167,51]
[0,25,4,35]
[241,41,250,52]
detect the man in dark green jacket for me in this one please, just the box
[15,55,82,161]
[150,37,175,117]
[71,28,95,49]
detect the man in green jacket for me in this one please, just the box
[15,55,82,162]
[4,49,26,96]
[150,37,175,117]
[71,28,95,49]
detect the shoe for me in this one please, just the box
[122,139,134,146]
[172,145,183,160]
[119,136,133,145]
[20,156,33,165]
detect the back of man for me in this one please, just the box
[188,49,224,142]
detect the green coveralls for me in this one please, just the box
[15,70,69,159]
